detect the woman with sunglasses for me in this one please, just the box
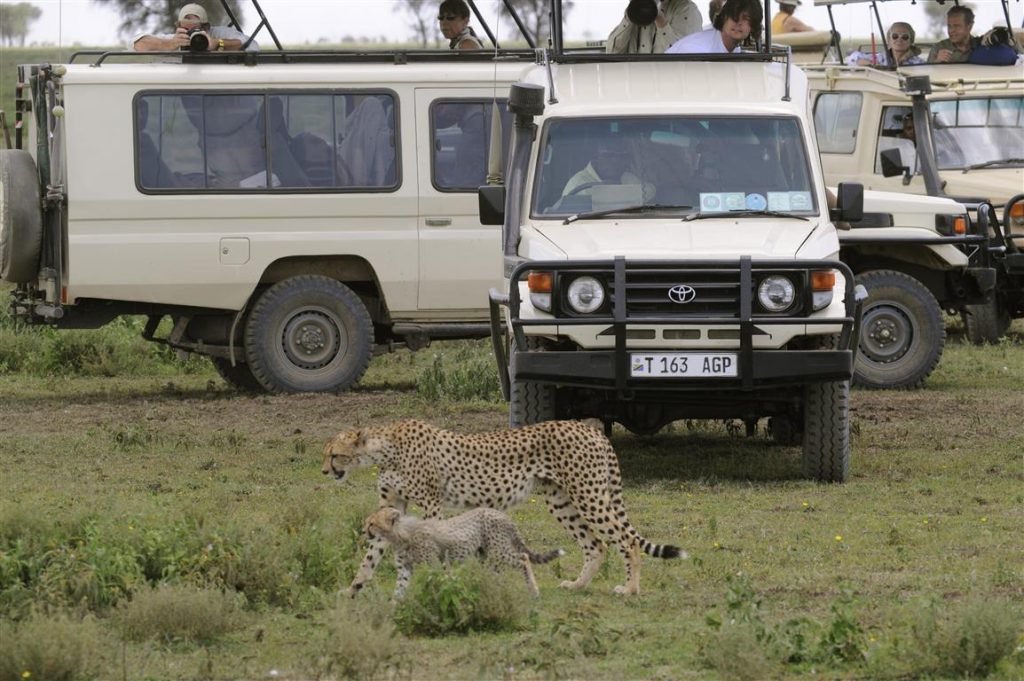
[438,0,484,50]
[847,22,924,67]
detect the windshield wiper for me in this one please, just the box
[962,158,1024,173]
[682,209,810,222]
[562,204,692,225]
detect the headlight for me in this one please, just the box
[566,276,605,314]
[757,276,795,312]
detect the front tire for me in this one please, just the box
[244,275,374,394]
[802,380,850,483]
[508,341,555,427]
[854,270,944,390]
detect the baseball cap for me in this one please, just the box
[779,0,801,6]
[178,3,209,24]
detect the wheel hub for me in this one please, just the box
[860,305,912,363]
[282,310,345,369]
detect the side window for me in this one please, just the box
[812,92,862,154]
[430,99,511,191]
[135,91,398,192]
[874,105,917,175]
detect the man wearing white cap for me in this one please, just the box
[132,3,258,52]
[771,0,813,34]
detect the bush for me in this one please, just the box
[0,613,104,681]
[914,597,1021,678]
[393,561,530,637]
[416,348,501,403]
[310,593,409,680]
[115,583,244,644]
[700,623,776,681]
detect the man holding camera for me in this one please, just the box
[606,0,702,54]
[132,4,258,53]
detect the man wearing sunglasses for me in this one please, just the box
[438,0,484,50]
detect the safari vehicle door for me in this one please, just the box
[414,87,514,312]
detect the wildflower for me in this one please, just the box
[713,541,721,549]
[834,535,843,542]
[980,516,988,523]
[22,672,31,679]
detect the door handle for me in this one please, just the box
[425,217,452,227]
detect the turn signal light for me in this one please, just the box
[811,270,836,291]
[527,271,553,292]
[952,216,967,235]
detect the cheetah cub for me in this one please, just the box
[363,506,564,597]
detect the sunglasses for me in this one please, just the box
[438,14,460,21]
[889,33,911,41]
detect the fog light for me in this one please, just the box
[758,276,795,312]
[566,276,605,314]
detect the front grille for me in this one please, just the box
[625,268,741,318]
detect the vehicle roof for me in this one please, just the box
[521,61,808,117]
[803,63,1023,98]
[54,59,530,88]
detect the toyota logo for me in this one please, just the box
[667,284,697,304]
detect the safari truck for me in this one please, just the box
[805,0,1024,345]
[0,2,544,394]
[480,0,877,482]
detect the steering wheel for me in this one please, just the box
[564,181,615,197]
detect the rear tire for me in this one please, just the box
[0,150,43,283]
[244,275,374,394]
[802,380,850,483]
[962,297,1011,345]
[854,270,944,390]
[210,357,265,393]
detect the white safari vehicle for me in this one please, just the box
[481,5,875,482]
[806,0,1024,346]
[0,38,538,393]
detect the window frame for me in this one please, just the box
[428,97,511,194]
[132,88,402,195]
[812,91,863,155]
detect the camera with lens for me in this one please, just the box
[626,0,660,27]
[182,27,211,52]
[980,26,1011,48]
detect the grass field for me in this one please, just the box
[1,313,1022,680]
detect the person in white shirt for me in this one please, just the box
[667,0,761,53]
[132,3,257,52]
[606,0,703,54]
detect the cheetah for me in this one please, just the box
[322,419,686,596]
[362,506,564,597]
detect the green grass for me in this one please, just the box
[0,315,1022,678]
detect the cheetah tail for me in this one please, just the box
[639,538,688,560]
[528,548,565,564]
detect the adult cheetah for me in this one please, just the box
[322,419,685,596]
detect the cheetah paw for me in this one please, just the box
[559,579,586,590]
[613,584,639,596]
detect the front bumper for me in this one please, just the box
[489,256,865,399]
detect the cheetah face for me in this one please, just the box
[321,430,363,481]
[363,507,401,539]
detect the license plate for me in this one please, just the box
[630,353,738,378]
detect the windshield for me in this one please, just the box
[531,116,818,219]
[930,97,1024,171]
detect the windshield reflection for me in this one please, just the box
[532,116,818,219]
[930,97,1024,171]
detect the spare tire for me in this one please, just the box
[0,149,43,283]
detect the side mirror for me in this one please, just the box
[835,182,864,223]
[478,185,506,225]
[879,148,912,185]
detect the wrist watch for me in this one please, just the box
[217,38,225,51]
